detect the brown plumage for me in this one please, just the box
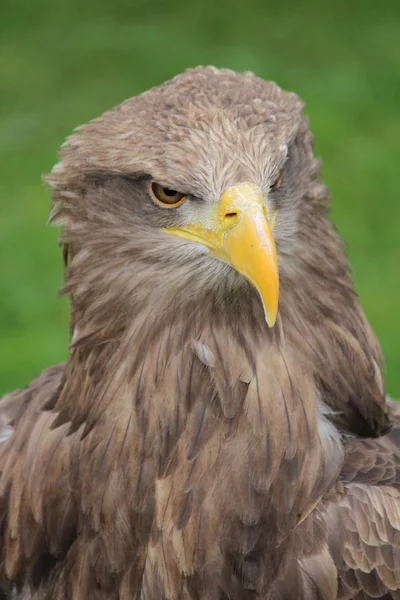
[0,66,399,599]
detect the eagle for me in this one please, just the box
[0,67,399,600]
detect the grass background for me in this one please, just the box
[1,0,399,396]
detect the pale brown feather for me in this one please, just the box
[0,67,397,599]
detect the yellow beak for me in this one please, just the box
[163,182,279,327]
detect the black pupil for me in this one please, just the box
[163,188,177,197]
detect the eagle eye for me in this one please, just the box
[150,182,187,207]
[270,169,283,191]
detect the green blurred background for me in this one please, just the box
[1,0,399,396]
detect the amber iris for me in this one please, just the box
[150,182,187,207]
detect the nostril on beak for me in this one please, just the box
[222,211,240,229]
